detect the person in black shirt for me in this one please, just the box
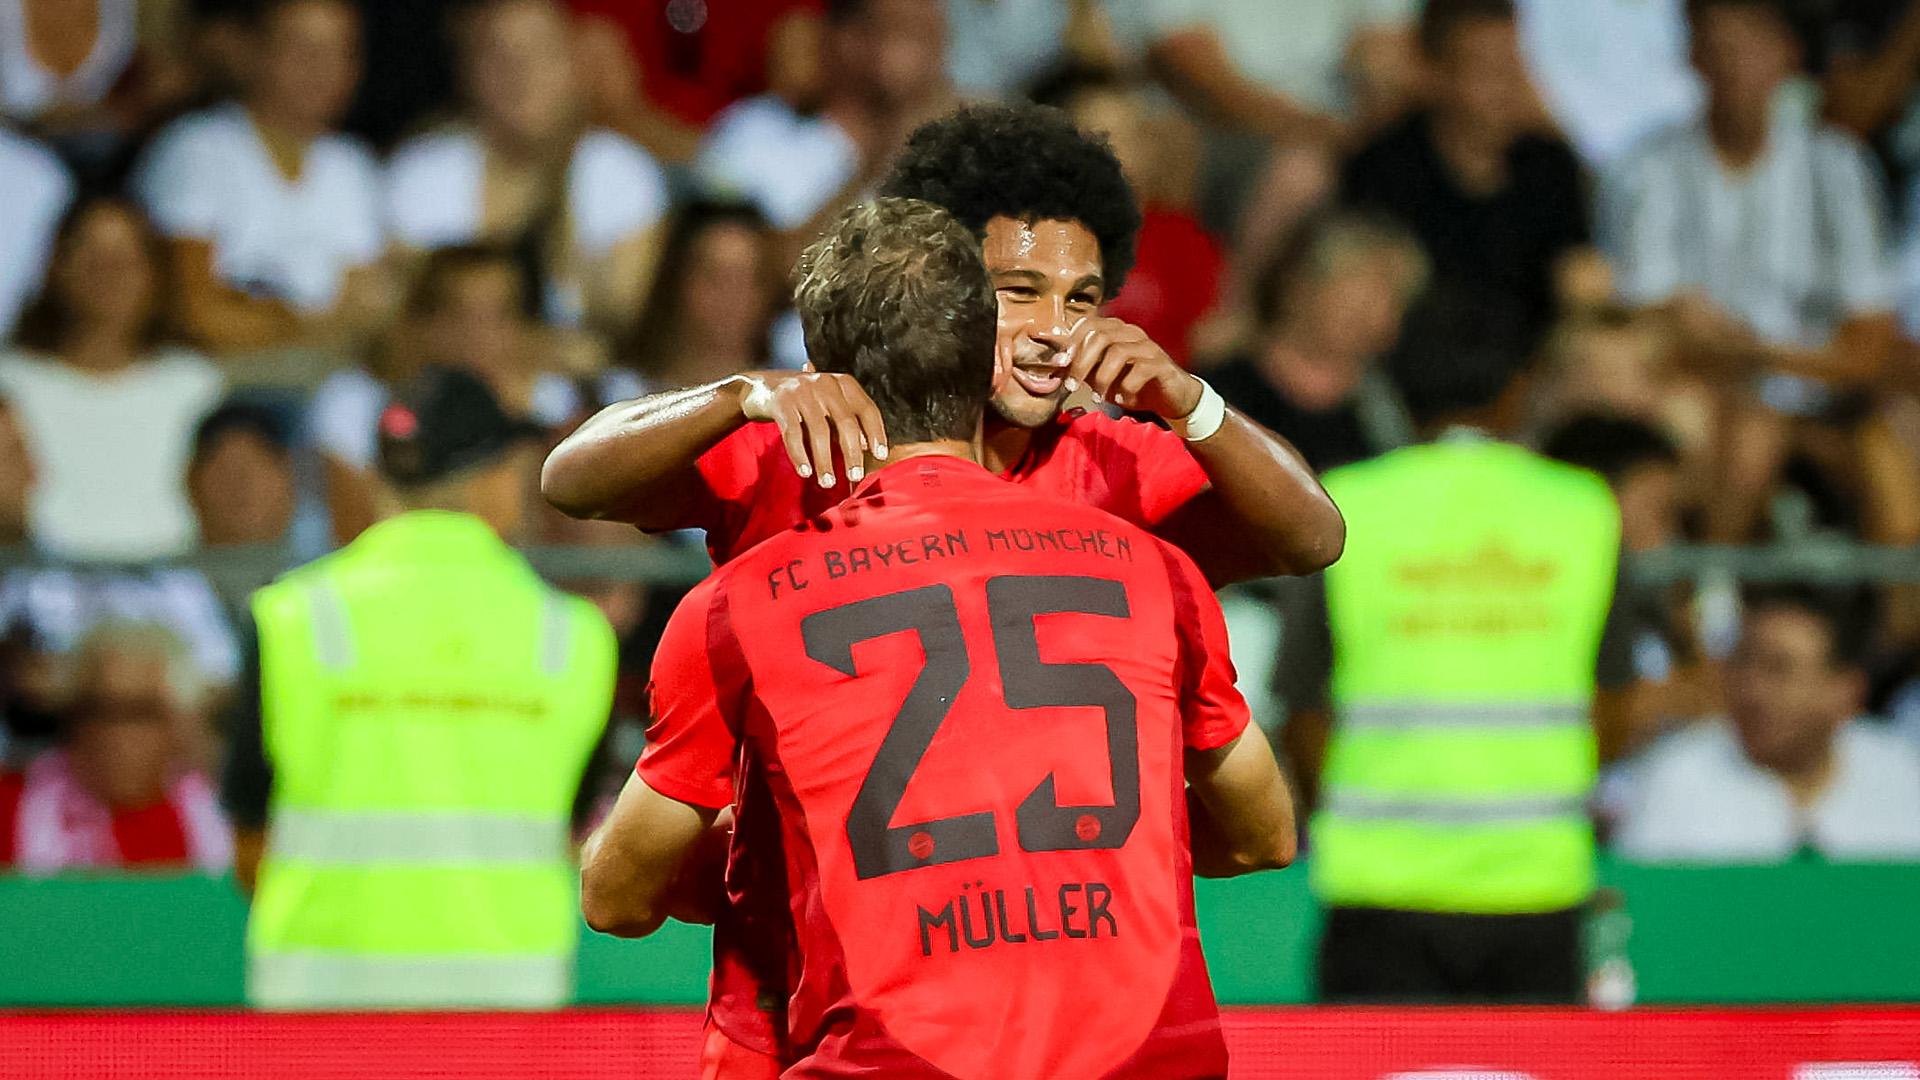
[1207,211,1425,472]
[1341,0,1594,424]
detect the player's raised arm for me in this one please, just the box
[540,370,889,529]
[1062,317,1345,583]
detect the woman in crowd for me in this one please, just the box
[385,0,668,349]
[0,195,223,562]
[612,200,781,399]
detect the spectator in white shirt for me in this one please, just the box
[0,196,223,563]
[0,0,140,130]
[0,128,71,343]
[0,391,238,762]
[1146,0,1418,143]
[0,0,196,175]
[131,0,389,357]
[1514,0,1701,170]
[1600,0,1901,545]
[386,0,668,340]
[1612,584,1920,864]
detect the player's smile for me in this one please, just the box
[1009,353,1068,398]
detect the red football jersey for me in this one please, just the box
[681,411,1211,567]
[667,413,1214,1066]
[642,456,1246,1080]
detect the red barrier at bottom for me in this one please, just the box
[1222,1008,1920,1080]
[4,1008,1918,1079]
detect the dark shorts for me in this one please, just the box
[1316,905,1584,1004]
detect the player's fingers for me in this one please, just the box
[773,407,814,479]
[853,391,890,462]
[1084,340,1137,402]
[1108,359,1160,410]
[1063,328,1111,392]
[799,397,839,488]
[823,386,871,484]
[830,375,888,458]
[1058,316,1113,384]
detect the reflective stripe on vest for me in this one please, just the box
[269,809,568,865]
[1340,702,1588,733]
[249,951,570,1011]
[1320,789,1588,826]
[540,592,571,676]
[306,581,354,670]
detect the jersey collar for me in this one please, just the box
[850,453,1002,500]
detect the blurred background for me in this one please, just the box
[4,0,1920,1075]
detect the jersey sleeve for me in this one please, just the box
[684,425,772,552]
[1160,542,1250,751]
[1095,416,1211,526]
[636,577,740,810]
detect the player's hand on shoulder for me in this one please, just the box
[1061,317,1203,422]
[730,369,890,488]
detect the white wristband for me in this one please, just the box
[1170,377,1226,442]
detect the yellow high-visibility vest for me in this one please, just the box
[247,510,615,1008]
[1312,434,1619,914]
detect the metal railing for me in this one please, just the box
[6,540,1919,595]
[0,541,716,595]
[1630,542,1920,587]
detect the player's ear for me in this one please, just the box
[803,361,816,374]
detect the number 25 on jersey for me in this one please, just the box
[801,574,1142,881]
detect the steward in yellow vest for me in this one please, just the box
[1278,427,1620,1003]
[225,369,616,1008]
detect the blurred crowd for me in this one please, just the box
[5,0,1920,877]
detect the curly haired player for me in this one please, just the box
[546,104,1341,1078]
[544,104,1341,582]
[581,197,1295,1080]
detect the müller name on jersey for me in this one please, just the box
[916,879,1119,957]
[766,523,1137,600]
